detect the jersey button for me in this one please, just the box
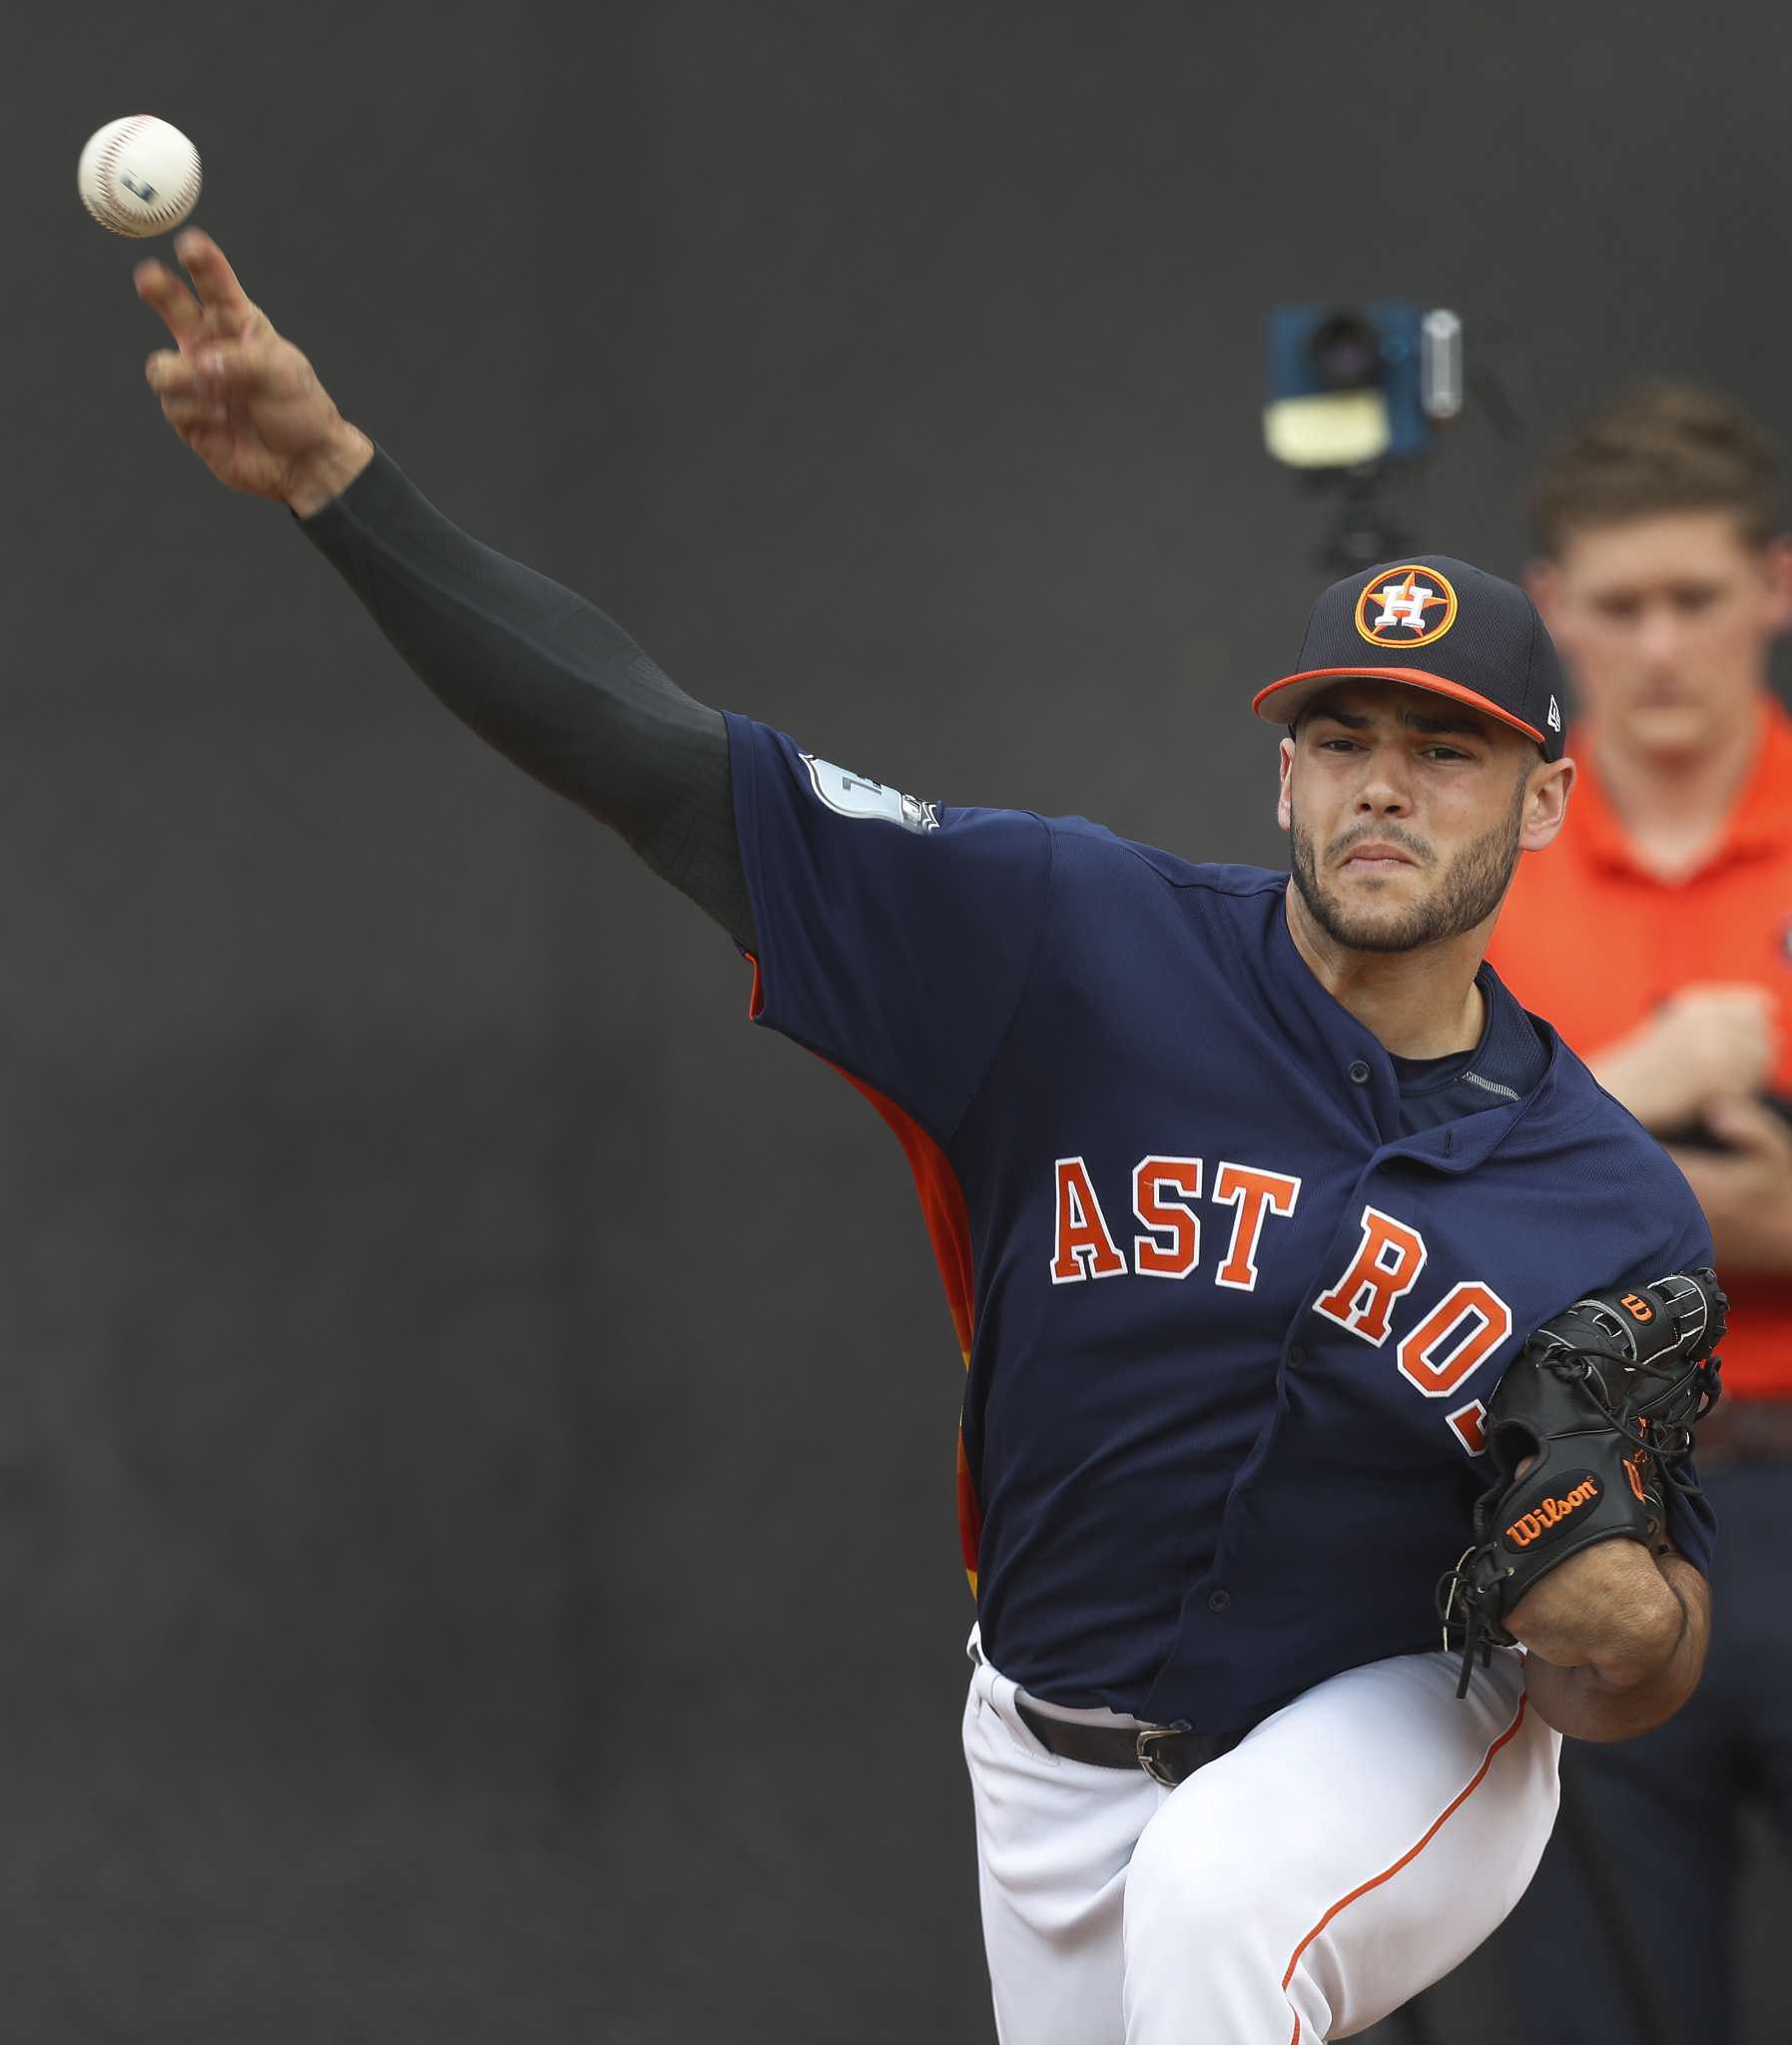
[1207,1588,1231,1614]
[1348,1059,1372,1084]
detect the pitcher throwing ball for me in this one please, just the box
[134,231,1722,2043]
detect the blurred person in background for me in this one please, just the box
[1483,382,1792,2043]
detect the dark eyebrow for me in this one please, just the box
[1307,702,1489,739]
[1401,708,1486,737]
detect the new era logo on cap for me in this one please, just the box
[1251,553,1568,761]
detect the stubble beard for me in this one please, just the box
[1288,778,1528,956]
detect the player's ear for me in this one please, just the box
[1518,755,1575,853]
[1760,534,1792,636]
[1276,736,1295,835]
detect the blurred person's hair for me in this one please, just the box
[1531,382,1780,557]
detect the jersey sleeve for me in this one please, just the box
[1664,1444,1716,1576]
[724,712,1051,1140]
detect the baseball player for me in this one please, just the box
[132,231,1721,2044]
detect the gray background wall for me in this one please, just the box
[12,1,1785,2037]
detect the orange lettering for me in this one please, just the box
[1621,1293,1654,1323]
[1050,1157,1126,1284]
[1211,1162,1302,1291]
[1398,1282,1512,1399]
[1506,1478,1599,1547]
[1447,1399,1489,1457]
[1314,1206,1428,1346]
[1131,1157,1202,1279]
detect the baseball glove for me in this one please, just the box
[1438,1267,1727,1698]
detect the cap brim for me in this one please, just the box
[1251,667,1547,748]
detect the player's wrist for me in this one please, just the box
[1578,1561,1686,1690]
[285,421,374,519]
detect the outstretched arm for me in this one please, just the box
[136,230,754,949]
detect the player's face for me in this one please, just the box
[1277,682,1566,956]
[1531,512,1792,759]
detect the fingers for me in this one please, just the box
[145,335,281,401]
[1671,983,1774,1015]
[143,349,227,431]
[1701,1093,1792,1161]
[135,258,206,348]
[146,347,203,399]
[136,232,259,356]
[154,388,228,429]
[173,228,254,326]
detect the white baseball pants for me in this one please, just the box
[961,1628,1560,2043]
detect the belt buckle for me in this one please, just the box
[1134,1726,1187,1788]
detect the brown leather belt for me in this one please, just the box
[1014,1700,1245,1787]
[1696,1397,1792,1467]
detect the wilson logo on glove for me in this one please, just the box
[1503,1476,1600,1549]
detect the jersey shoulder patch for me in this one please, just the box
[800,752,940,834]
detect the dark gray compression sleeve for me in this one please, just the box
[294,445,757,952]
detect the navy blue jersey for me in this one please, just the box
[725,715,1717,1731]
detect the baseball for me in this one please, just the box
[77,116,202,239]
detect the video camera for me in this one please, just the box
[1264,303,1463,572]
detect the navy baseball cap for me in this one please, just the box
[1252,556,1567,761]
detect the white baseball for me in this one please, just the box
[77,116,202,239]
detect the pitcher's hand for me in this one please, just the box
[137,229,372,516]
[1502,1533,1684,1688]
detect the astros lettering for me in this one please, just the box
[1049,1164,1516,1453]
[1050,1154,1300,1291]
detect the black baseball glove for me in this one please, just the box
[1438,1267,1727,1698]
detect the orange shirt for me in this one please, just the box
[1488,698,1792,1398]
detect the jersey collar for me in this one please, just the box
[1567,695,1792,879]
[1269,898,1560,1174]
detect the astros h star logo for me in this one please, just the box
[1355,566,1460,649]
